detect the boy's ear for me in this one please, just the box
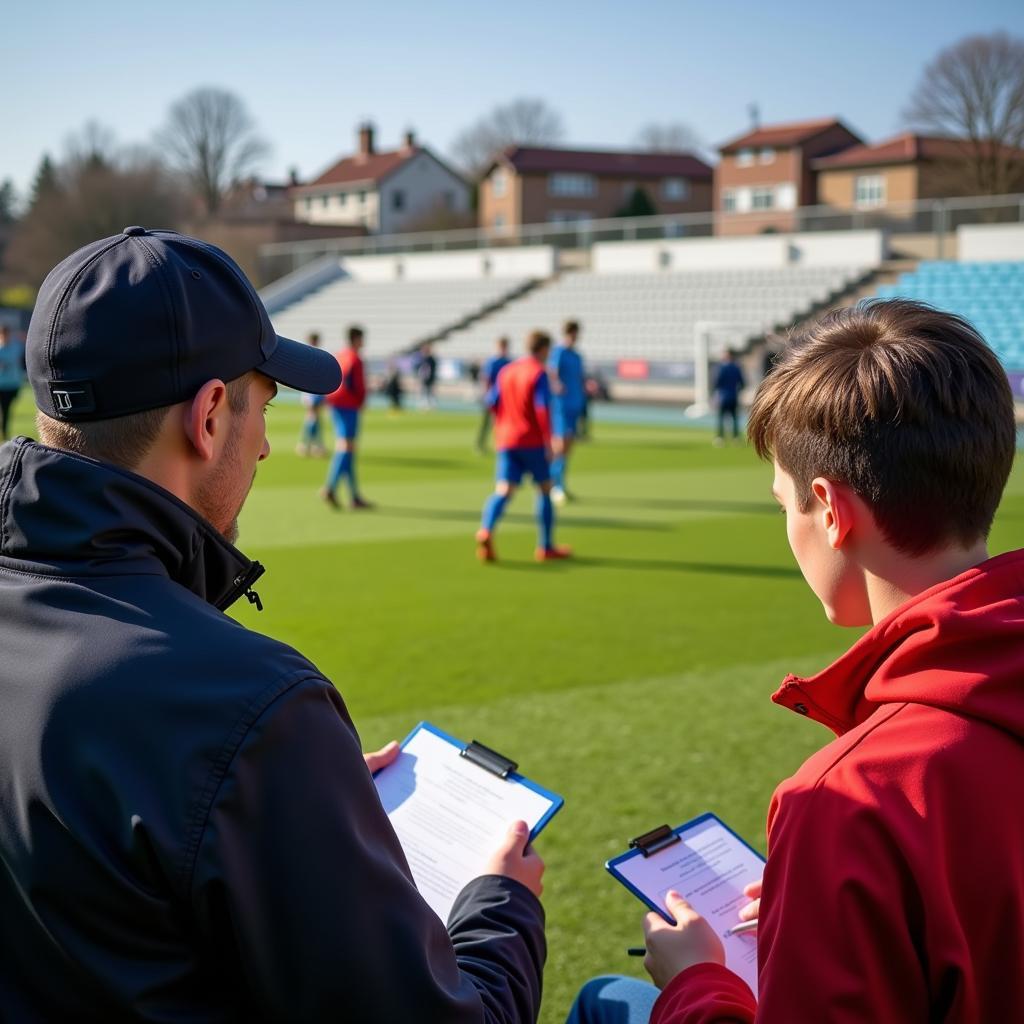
[810,478,855,551]
[183,379,229,462]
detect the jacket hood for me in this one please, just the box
[0,437,263,611]
[774,548,1024,739]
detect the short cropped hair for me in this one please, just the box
[564,320,580,337]
[347,325,364,343]
[37,373,252,471]
[748,300,1015,555]
[528,330,552,356]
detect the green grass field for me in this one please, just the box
[13,395,1021,1021]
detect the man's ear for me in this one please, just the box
[183,379,229,461]
[810,478,855,551]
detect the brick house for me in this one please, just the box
[813,133,1024,212]
[715,118,862,234]
[478,146,713,231]
[292,123,471,235]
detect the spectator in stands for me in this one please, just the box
[568,300,1023,1024]
[713,350,745,446]
[477,336,511,453]
[2,228,548,1021]
[295,330,327,457]
[0,324,25,441]
[476,330,571,563]
[549,320,585,504]
[417,342,438,409]
[322,325,374,509]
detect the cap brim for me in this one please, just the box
[257,335,342,394]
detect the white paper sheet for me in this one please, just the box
[374,726,556,922]
[614,816,764,996]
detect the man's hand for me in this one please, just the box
[482,820,545,898]
[642,891,725,989]
[739,879,761,923]
[363,740,400,774]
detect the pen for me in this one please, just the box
[627,947,646,956]
[726,919,758,936]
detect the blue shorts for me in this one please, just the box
[552,401,582,440]
[496,447,550,486]
[330,406,360,440]
[303,394,325,409]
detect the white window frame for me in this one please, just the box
[722,188,738,213]
[492,169,507,198]
[854,174,886,209]
[759,147,775,164]
[661,178,689,201]
[736,147,755,167]
[750,186,774,210]
[547,173,597,198]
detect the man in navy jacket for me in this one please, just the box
[0,228,546,1022]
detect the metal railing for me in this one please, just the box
[258,192,1024,282]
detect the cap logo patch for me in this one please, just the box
[49,381,97,415]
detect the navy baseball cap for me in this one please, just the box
[27,226,341,421]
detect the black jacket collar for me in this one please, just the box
[0,437,264,611]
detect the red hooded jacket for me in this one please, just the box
[653,548,1024,1023]
[326,347,365,410]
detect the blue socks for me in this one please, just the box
[551,455,566,490]
[327,451,354,497]
[482,492,508,532]
[537,492,553,550]
[302,417,321,445]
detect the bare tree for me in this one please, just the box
[63,121,118,172]
[451,98,565,179]
[634,122,702,153]
[157,87,270,216]
[904,32,1024,195]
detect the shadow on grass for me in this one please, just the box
[375,506,672,532]
[585,496,778,515]
[500,555,802,579]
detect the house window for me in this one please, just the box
[759,147,775,164]
[662,178,689,201]
[736,148,755,167]
[722,189,737,212]
[854,174,886,208]
[321,195,329,208]
[548,173,597,198]
[492,169,507,198]
[338,192,347,206]
[304,196,312,212]
[358,190,367,203]
[494,214,506,229]
[392,190,405,211]
[751,187,775,210]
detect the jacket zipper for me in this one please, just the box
[217,560,266,612]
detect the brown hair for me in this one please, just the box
[748,300,1016,555]
[37,373,252,471]
[564,320,580,337]
[527,330,552,357]
[347,325,364,343]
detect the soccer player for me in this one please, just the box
[321,325,373,509]
[549,319,585,504]
[476,336,511,453]
[476,330,570,563]
[295,330,327,456]
[713,349,745,446]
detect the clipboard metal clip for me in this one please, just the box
[461,740,518,779]
[629,824,681,858]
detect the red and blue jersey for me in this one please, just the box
[490,356,551,450]
[326,347,366,410]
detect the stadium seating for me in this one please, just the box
[270,275,536,357]
[439,265,868,364]
[875,262,1024,371]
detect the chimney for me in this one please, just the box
[402,129,416,152]
[357,121,375,159]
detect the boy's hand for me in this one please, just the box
[739,879,761,922]
[363,740,401,774]
[642,891,725,989]
[482,820,545,898]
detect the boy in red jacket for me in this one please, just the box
[567,300,1021,1023]
[321,324,373,509]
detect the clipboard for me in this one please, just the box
[373,722,563,920]
[606,812,765,995]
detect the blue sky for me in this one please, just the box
[4,0,1022,198]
